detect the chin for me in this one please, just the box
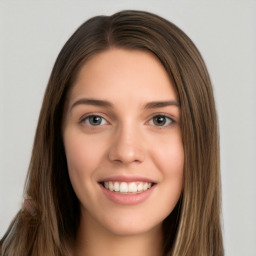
[99,212,163,237]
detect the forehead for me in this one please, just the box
[69,48,177,106]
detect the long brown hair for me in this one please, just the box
[0,10,224,256]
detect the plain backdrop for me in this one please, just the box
[0,1,255,255]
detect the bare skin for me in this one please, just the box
[63,48,184,256]
[75,211,163,256]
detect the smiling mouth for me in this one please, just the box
[100,181,155,194]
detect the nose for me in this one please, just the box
[108,125,145,164]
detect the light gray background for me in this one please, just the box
[0,1,255,255]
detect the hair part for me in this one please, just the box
[1,10,223,256]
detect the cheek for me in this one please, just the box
[63,130,107,190]
[151,135,184,178]
[146,135,184,222]
[63,130,110,208]
[65,131,100,169]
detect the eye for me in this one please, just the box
[82,115,107,126]
[149,115,174,127]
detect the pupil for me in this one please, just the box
[89,116,102,125]
[154,116,166,126]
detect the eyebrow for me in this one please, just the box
[71,98,180,110]
[71,99,113,109]
[144,100,180,109]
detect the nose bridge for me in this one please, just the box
[108,120,145,164]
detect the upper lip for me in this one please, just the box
[98,175,156,183]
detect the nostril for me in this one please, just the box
[108,146,145,164]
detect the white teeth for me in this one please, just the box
[143,183,148,191]
[137,183,143,192]
[109,181,114,191]
[120,182,128,193]
[104,182,109,189]
[128,182,137,193]
[103,181,153,193]
[114,182,119,192]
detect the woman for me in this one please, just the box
[0,10,224,256]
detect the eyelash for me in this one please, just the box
[80,114,108,127]
[148,114,175,128]
[80,113,175,128]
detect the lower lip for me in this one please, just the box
[100,184,156,205]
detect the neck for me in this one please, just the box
[74,211,163,256]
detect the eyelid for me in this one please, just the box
[79,113,110,126]
[78,112,176,128]
[147,113,176,127]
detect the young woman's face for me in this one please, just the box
[63,48,184,236]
